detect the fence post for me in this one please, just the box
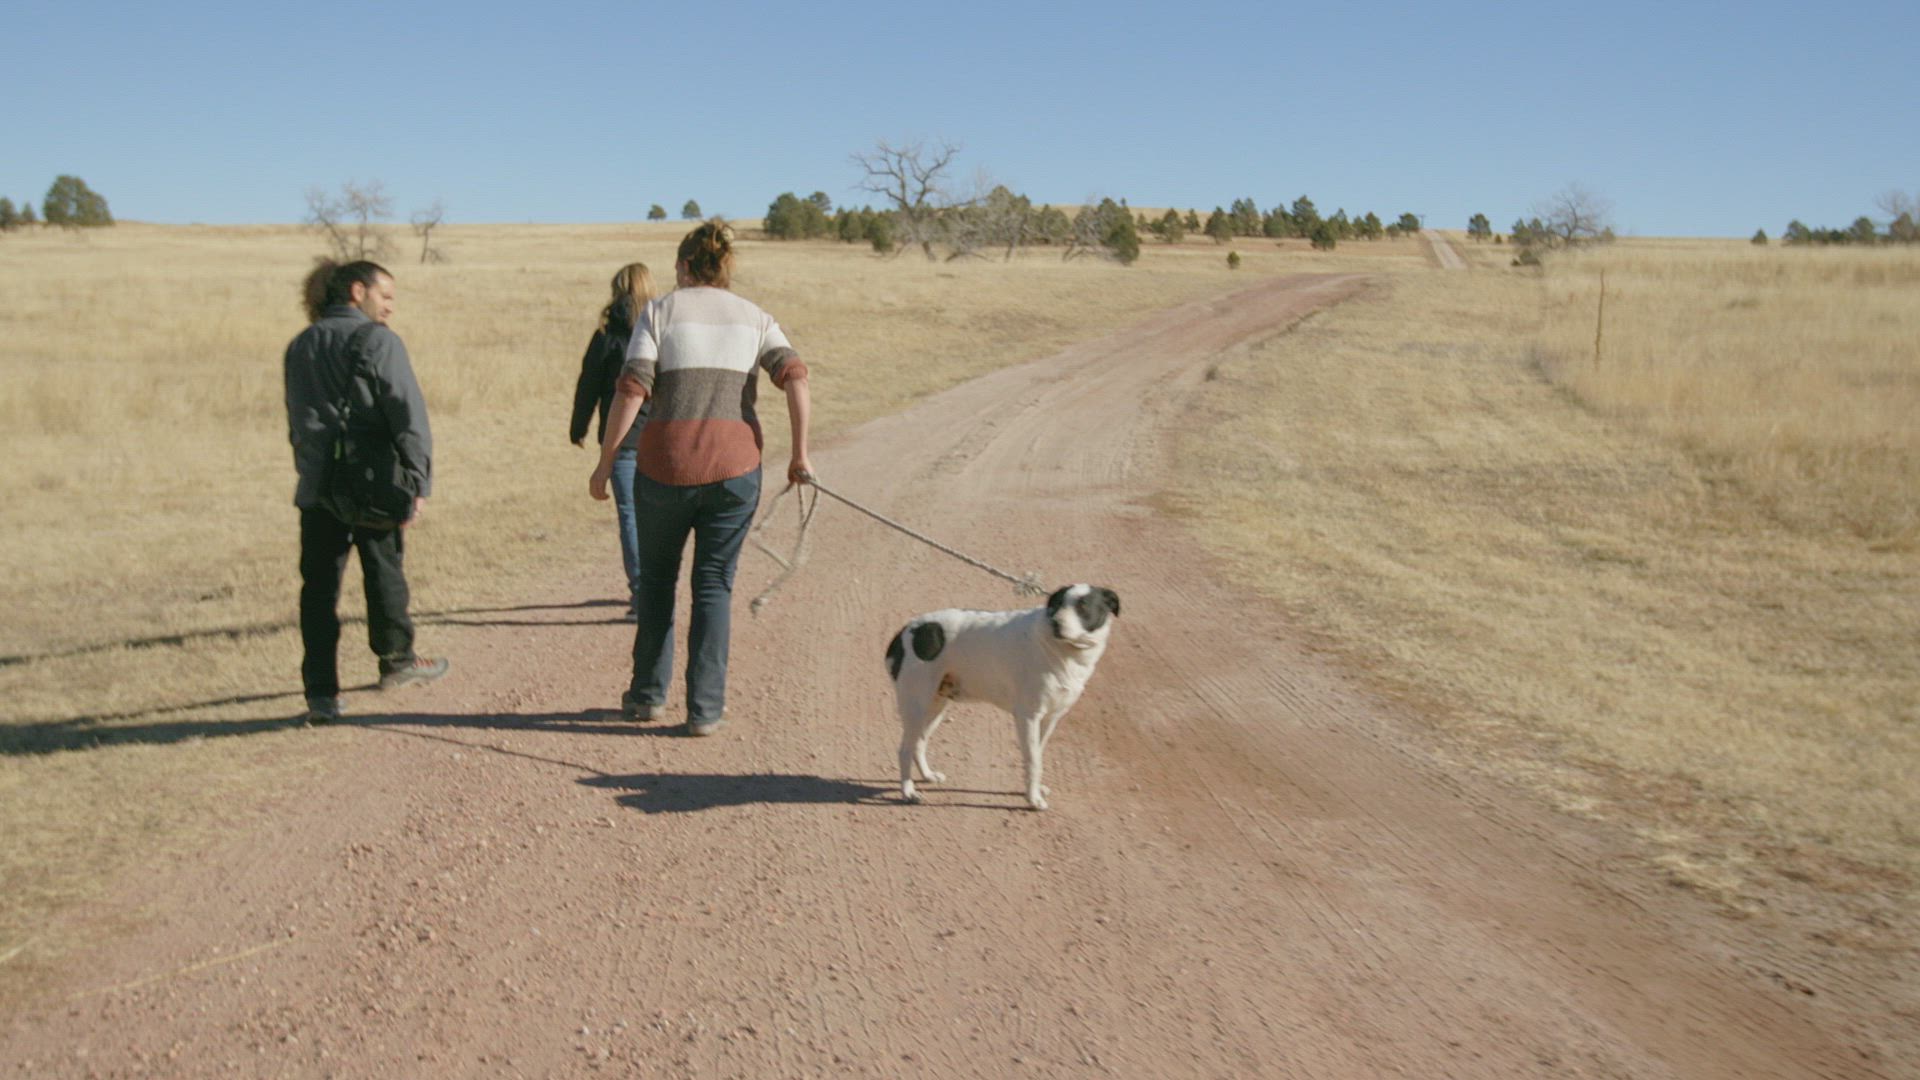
[1593,270,1607,368]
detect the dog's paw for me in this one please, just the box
[901,784,924,804]
[922,770,947,784]
[1026,791,1050,812]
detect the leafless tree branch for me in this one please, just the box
[851,138,963,260]
[305,180,394,261]
[410,199,448,264]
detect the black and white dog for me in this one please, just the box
[884,584,1121,810]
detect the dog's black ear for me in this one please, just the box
[1099,588,1121,618]
[1046,586,1071,616]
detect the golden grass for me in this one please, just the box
[11,219,1905,993]
[0,221,1397,991]
[1170,251,1919,910]
[1535,241,1920,548]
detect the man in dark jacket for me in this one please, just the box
[284,260,447,723]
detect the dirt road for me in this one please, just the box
[1429,230,1468,270]
[5,274,1902,1077]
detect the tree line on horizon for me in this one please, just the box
[1757,192,1920,246]
[0,175,113,231]
[749,139,1452,264]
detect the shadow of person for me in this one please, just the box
[579,772,892,814]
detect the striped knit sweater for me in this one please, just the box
[619,286,808,486]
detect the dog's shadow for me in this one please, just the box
[580,772,895,814]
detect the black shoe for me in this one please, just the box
[305,696,342,724]
[379,656,449,690]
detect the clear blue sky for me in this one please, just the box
[6,0,1914,237]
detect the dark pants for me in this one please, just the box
[299,508,416,698]
[628,468,761,725]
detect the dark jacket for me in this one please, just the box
[569,296,647,451]
[284,305,433,508]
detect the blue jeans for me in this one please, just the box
[628,468,761,725]
[609,448,640,605]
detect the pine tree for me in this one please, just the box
[1204,207,1234,244]
[1289,195,1320,236]
[1156,208,1186,244]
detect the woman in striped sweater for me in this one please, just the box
[589,221,813,736]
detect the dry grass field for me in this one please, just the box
[4,220,1912,984]
[0,222,1427,980]
[1171,236,1918,921]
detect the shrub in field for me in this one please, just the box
[1310,222,1337,251]
[1227,250,1241,270]
[1752,229,1768,245]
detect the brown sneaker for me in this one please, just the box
[379,656,449,690]
[620,691,662,722]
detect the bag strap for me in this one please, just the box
[334,321,383,417]
[345,321,381,381]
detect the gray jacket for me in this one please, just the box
[284,305,433,508]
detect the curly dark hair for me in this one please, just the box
[300,258,391,322]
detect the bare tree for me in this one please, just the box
[1873,189,1915,220]
[1533,183,1614,248]
[851,138,962,260]
[410,199,448,264]
[1875,190,1919,243]
[306,180,394,261]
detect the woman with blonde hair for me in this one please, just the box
[590,222,813,735]
[570,262,659,618]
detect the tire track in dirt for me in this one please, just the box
[4,272,1902,1078]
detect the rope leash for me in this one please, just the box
[748,473,1044,615]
